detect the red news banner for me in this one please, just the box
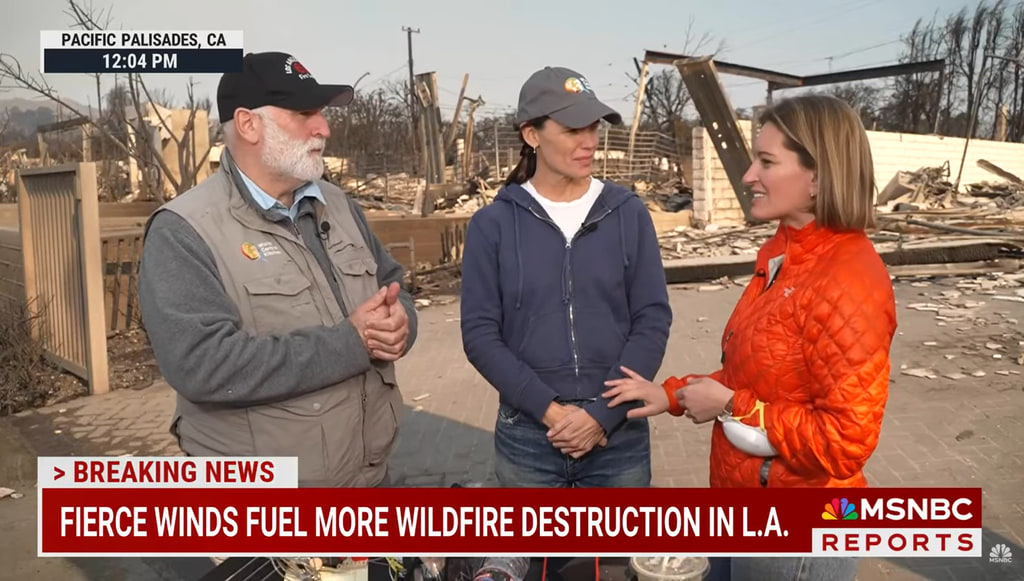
[38,457,983,558]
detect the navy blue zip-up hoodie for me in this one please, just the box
[460,180,672,435]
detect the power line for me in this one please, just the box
[720,0,868,44]
[360,63,409,89]
[725,4,984,75]
[724,0,887,54]
[831,38,903,60]
[401,25,420,166]
[729,0,891,55]
[755,38,904,72]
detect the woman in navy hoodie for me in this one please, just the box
[460,66,673,487]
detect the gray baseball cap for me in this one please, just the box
[514,66,623,129]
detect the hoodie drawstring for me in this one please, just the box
[619,213,629,269]
[513,204,523,310]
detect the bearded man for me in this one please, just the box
[137,51,417,488]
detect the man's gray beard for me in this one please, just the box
[260,115,326,183]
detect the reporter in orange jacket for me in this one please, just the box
[602,94,897,581]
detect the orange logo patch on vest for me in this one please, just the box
[241,242,261,261]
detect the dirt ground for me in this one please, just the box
[0,275,1022,580]
[19,327,161,412]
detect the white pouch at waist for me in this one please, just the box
[718,399,778,457]
[719,415,778,457]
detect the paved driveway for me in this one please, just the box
[2,281,1022,580]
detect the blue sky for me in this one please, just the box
[2,0,973,122]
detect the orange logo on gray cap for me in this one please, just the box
[564,77,592,94]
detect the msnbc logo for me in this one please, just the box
[822,497,858,521]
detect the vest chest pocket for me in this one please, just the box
[333,251,381,310]
[243,273,322,334]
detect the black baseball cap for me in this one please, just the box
[216,51,354,123]
[514,66,622,129]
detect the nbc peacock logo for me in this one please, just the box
[989,543,1012,563]
[822,497,859,521]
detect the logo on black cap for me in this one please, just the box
[216,51,355,123]
[284,56,312,80]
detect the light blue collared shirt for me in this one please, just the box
[238,170,326,221]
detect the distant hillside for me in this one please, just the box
[0,96,91,115]
[0,96,93,141]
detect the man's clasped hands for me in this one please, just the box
[348,282,410,362]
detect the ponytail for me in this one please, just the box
[504,117,548,186]
[505,143,537,186]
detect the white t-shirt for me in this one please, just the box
[522,177,603,242]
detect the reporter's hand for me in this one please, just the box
[676,376,733,424]
[602,366,671,418]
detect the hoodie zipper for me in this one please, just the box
[527,205,612,377]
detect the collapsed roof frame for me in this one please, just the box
[35,116,93,164]
[628,50,945,222]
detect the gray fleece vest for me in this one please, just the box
[154,164,401,488]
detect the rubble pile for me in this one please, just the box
[0,148,30,202]
[407,257,463,297]
[338,173,501,216]
[635,177,694,213]
[878,161,1024,214]
[654,161,1024,289]
[97,160,132,201]
[338,173,426,212]
[337,170,692,217]
[876,164,960,211]
[965,181,1024,210]
[433,177,497,215]
[658,223,774,260]
[902,271,1024,316]
[898,272,1024,379]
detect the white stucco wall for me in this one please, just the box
[692,119,1024,225]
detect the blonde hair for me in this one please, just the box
[757,95,876,230]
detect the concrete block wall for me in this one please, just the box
[692,123,753,226]
[693,119,1024,226]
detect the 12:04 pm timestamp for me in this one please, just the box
[102,51,179,71]
[42,48,242,74]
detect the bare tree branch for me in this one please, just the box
[62,0,113,120]
[0,108,11,143]
[127,72,181,197]
[177,80,212,190]
[63,0,112,31]
[0,0,213,201]
[0,53,137,162]
[625,16,724,132]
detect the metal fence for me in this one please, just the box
[17,162,109,394]
[484,127,679,183]
[334,125,681,185]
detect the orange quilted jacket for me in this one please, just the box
[686,220,897,488]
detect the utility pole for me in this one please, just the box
[402,26,421,173]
